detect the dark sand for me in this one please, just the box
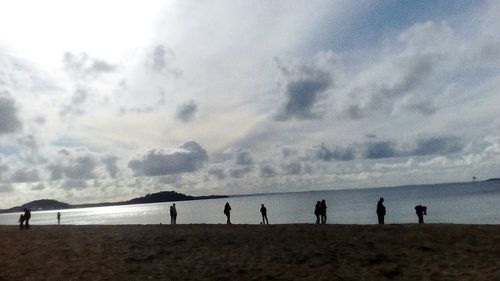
[1,224,500,281]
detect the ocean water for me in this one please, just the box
[1,181,500,225]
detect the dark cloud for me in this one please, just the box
[363,141,399,159]
[229,166,252,178]
[175,100,198,122]
[48,155,98,180]
[0,94,22,135]
[30,183,45,191]
[63,52,116,79]
[61,179,88,189]
[128,141,208,176]
[146,45,182,76]
[276,69,332,121]
[208,167,226,180]
[260,163,277,177]
[282,147,298,158]
[236,150,253,165]
[10,169,39,183]
[102,155,119,178]
[413,136,464,156]
[151,45,167,72]
[281,162,302,175]
[315,144,355,161]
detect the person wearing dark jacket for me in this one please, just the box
[376,198,386,224]
[320,200,327,224]
[224,202,232,224]
[415,205,427,224]
[260,204,268,225]
[314,201,321,224]
[23,208,31,229]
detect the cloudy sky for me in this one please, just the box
[0,0,499,207]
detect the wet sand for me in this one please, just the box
[1,224,499,281]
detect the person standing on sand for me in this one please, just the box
[24,208,31,229]
[376,198,386,224]
[415,205,427,224]
[314,201,321,224]
[19,214,25,229]
[57,212,61,225]
[170,204,177,225]
[260,204,269,225]
[320,200,327,224]
[224,202,232,224]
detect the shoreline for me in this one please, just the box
[1,224,499,280]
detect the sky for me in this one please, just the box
[0,0,499,207]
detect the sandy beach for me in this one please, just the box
[1,224,499,281]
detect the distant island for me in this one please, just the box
[485,178,500,182]
[0,191,227,213]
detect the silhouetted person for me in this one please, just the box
[170,203,177,225]
[57,212,61,225]
[320,200,327,224]
[415,205,427,224]
[314,201,321,224]
[260,204,268,224]
[19,214,25,229]
[376,197,386,224]
[23,208,31,229]
[224,202,231,224]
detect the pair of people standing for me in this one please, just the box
[314,200,327,224]
[376,198,427,224]
[223,202,269,225]
[170,204,177,224]
[18,208,31,229]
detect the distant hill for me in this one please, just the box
[485,178,500,182]
[0,191,226,213]
[0,199,71,213]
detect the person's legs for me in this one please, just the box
[418,215,424,224]
[316,215,320,224]
[226,213,231,224]
[174,215,177,224]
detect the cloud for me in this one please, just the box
[260,163,277,177]
[281,162,302,175]
[102,155,119,178]
[314,144,355,161]
[10,169,39,183]
[61,179,89,190]
[30,183,45,191]
[362,141,399,159]
[229,166,252,178]
[128,141,208,176]
[235,150,253,165]
[208,167,226,180]
[48,155,98,180]
[275,52,340,120]
[146,45,182,76]
[59,87,89,116]
[0,93,22,135]
[413,136,464,156]
[63,52,116,79]
[175,100,198,122]
[0,183,13,193]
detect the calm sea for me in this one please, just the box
[1,181,499,225]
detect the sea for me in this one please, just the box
[1,181,500,225]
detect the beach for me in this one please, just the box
[1,224,499,281]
